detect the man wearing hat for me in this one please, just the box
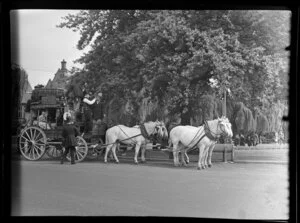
[91,92,107,142]
[82,92,96,133]
[61,112,80,164]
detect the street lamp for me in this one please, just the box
[222,87,231,117]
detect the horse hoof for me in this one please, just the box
[197,166,201,170]
[115,161,119,164]
[134,162,138,165]
[208,164,212,168]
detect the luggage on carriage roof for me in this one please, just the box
[31,88,64,102]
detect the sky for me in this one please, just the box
[10,10,90,88]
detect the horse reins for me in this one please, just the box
[117,125,140,144]
[204,120,227,140]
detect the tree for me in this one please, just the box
[58,10,290,127]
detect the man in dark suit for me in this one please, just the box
[61,113,80,164]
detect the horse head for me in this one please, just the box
[154,120,169,141]
[218,116,233,138]
[143,120,168,142]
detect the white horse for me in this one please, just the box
[104,121,168,164]
[169,117,233,170]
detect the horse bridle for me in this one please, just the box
[204,120,228,140]
[141,122,165,140]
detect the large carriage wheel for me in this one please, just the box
[46,145,63,159]
[66,136,88,163]
[19,126,47,160]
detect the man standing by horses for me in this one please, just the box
[61,113,80,165]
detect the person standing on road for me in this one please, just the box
[61,112,80,165]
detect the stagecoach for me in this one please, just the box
[18,87,106,163]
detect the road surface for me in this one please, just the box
[11,159,289,219]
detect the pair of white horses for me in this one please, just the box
[168,116,233,170]
[103,116,233,170]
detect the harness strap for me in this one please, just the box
[118,126,139,144]
[204,120,218,141]
[186,133,207,153]
[140,123,151,140]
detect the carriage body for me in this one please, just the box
[18,88,88,162]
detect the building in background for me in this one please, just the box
[20,79,33,121]
[45,59,71,89]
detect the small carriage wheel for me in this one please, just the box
[46,145,63,159]
[66,136,88,163]
[19,126,47,161]
[87,137,104,159]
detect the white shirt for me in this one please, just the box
[83,98,96,105]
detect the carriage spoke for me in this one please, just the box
[24,131,31,140]
[29,147,34,159]
[76,151,84,160]
[21,135,30,142]
[33,144,43,153]
[20,144,27,153]
[32,146,38,159]
[30,128,34,139]
[32,129,37,141]
[33,132,42,141]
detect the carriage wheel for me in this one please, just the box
[46,145,63,159]
[19,126,47,160]
[87,137,104,159]
[66,136,88,163]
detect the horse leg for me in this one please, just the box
[140,144,146,163]
[111,144,119,163]
[172,142,180,167]
[197,144,206,170]
[104,144,112,163]
[184,151,189,164]
[207,144,215,168]
[203,146,209,168]
[180,149,187,167]
[134,143,141,164]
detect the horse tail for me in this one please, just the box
[168,135,173,151]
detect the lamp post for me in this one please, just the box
[222,87,227,117]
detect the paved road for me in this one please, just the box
[11,159,289,219]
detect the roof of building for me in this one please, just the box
[45,60,71,89]
[21,80,33,104]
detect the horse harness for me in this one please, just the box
[185,120,223,152]
[116,123,156,145]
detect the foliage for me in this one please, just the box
[58,10,290,130]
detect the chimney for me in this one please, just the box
[61,59,67,70]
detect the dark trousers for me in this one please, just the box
[61,146,76,164]
[84,110,93,133]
